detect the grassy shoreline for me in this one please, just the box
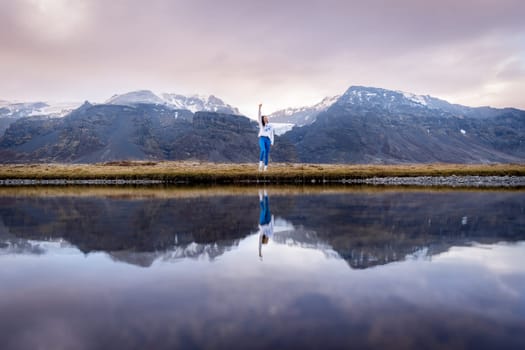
[0,161,524,184]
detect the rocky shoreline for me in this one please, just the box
[342,175,525,188]
[1,175,524,187]
[0,179,165,186]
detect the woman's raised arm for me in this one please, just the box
[258,103,263,127]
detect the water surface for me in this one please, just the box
[1,187,524,349]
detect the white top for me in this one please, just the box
[258,106,275,145]
[259,218,274,239]
[258,215,275,258]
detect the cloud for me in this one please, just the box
[0,0,524,114]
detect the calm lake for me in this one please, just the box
[1,186,524,350]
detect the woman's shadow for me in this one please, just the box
[258,189,274,259]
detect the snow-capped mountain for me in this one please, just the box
[335,86,470,114]
[269,95,340,127]
[105,90,240,115]
[271,86,497,134]
[333,86,516,120]
[275,85,524,164]
[0,100,81,134]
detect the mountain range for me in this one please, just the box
[0,86,523,164]
[0,90,239,134]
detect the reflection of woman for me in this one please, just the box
[258,189,274,258]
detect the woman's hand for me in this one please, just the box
[258,103,262,109]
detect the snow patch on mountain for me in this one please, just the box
[400,91,429,106]
[106,90,165,105]
[337,86,431,108]
[337,86,472,116]
[105,90,240,114]
[0,101,80,119]
[29,102,82,117]
[161,93,240,114]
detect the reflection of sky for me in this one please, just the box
[1,231,525,349]
[439,242,525,275]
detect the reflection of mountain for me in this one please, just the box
[0,191,523,268]
[272,192,525,268]
[107,242,242,267]
[0,195,259,266]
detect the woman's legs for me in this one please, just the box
[259,194,271,225]
[259,137,266,163]
[259,137,271,166]
[263,137,270,166]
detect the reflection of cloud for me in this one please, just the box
[2,239,524,349]
[428,242,525,305]
[437,242,525,275]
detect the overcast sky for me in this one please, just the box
[1,0,524,117]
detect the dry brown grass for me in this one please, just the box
[0,161,523,183]
[0,184,520,199]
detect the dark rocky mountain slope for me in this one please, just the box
[275,86,524,163]
[0,102,258,163]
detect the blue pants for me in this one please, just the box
[259,196,271,225]
[259,137,271,166]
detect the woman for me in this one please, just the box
[257,103,275,171]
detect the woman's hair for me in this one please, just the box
[261,115,267,126]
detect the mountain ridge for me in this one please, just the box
[1,85,523,164]
[0,90,241,135]
[271,86,525,128]
[269,95,340,126]
[106,90,240,115]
